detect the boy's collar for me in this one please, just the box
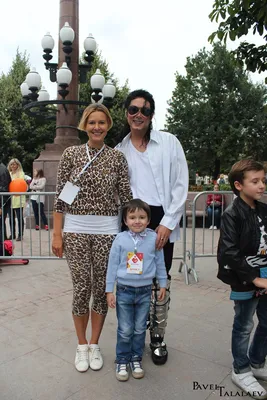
[128,229,147,237]
[235,195,259,211]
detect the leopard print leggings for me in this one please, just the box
[63,233,115,316]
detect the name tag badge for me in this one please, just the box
[127,252,144,274]
[58,181,80,205]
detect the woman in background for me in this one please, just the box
[30,169,48,231]
[8,158,25,241]
[206,183,224,230]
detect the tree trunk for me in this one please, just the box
[213,159,220,182]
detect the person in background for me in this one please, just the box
[52,104,132,374]
[30,169,48,231]
[106,199,167,381]
[206,183,224,230]
[0,161,11,240]
[217,173,225,185]
[116,89,188,365]
[7,158,25,241]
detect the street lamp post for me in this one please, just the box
[19,0,116,192]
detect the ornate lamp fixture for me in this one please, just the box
[20,23,116,120]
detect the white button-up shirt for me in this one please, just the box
[116,130,188,242]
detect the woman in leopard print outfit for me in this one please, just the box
[52,104,132,373]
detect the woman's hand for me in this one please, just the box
[106,293,116,308]
[52,234,63,258]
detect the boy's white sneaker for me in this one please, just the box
[252,363,267,381]
[232,370,267,399]
[130,360,145,379]
[213,226,217,230]
[75,344,89,372]
[89,344,103,370]
[209,225,213,230]
[116,363,129,381]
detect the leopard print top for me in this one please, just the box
[54,144,132,215]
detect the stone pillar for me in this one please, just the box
[33,0,80,193]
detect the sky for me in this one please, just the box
[1,0,266,130]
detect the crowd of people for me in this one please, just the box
[1,88,267,399]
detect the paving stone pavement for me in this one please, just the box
[0,228,265,400]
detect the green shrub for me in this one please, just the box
[218,184,232,191]
[203,184,214,191]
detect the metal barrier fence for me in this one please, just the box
[173,204,191,285]
[189,191,234,280]
[0,191,57,260]
[0,191,235,285]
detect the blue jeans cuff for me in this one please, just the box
[250,361,265,369]
[234,365,251,374]
[131,356,142,362]
[115,359,130,364]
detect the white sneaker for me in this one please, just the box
[252,363,267,382]
[130,360,145,379]
[232,370,267,399]
[75,344,89,372]
[209,225,213,230]
[89,344,103,370]
[213,226,217,230]
[116,363,129,381]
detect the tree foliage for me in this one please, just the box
[79,52,130,147]
[0,50,54,174]
[165,43,267,178]
[208,0,267,73]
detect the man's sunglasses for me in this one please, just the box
[127,105,152,117]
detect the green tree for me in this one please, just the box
[165,43,267,178]
[0,50,54,173]
[208,0,267,73]
[79,52,130,147]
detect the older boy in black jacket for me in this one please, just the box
[218,159,267,399]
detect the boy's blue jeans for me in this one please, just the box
[232,296,267,373]
[116,283,151,364]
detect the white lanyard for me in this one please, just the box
[74,144,105,183]
[128,232,140,253]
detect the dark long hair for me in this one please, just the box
[36,169,44,178]
[114,89,155,146]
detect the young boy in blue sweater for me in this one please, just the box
[106,199,167,382]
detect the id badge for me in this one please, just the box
[127,252,144,274]
[58,181,80,205]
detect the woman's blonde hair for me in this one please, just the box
[8,158,23,173]
[78,103,113,132]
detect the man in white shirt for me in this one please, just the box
[116,89,188,364]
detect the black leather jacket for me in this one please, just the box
[217,196,267,292]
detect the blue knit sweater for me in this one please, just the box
[105,229,167,292]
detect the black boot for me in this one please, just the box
[150,334,168,365]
